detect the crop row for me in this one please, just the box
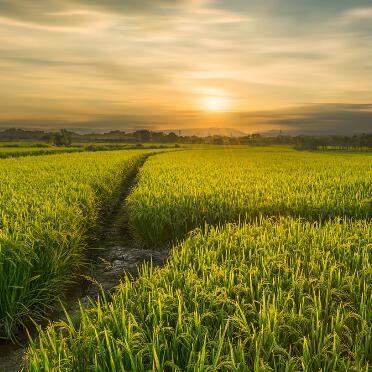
[0,149,157,338]
[0,146,83,158]
[22,146,372,369]
[128,147,372,246]
[27,218,371,371]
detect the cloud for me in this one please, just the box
[0,1,83,28]
[342,6,372,21]
[0,0,206,29]
[235,104,372,135]
[0,104,371,135]
[0,0,371,134]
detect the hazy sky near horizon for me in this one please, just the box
[0,0,372,134]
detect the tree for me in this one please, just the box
[53,129,72,146]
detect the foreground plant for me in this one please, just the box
[0,150,158,338]
[27,218,371,371]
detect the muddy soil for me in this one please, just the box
[0,156,168,371]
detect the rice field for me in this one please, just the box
[0,149,158,338]
[0,147,82,158]
[27,218,371,371]
[128,147,371,246]
[0,145,370,370]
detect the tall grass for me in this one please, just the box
[22,146,372,370]
[127,147,371,246]
[0,150,157,339]
[0,147,82,158]
[27,218,371,371]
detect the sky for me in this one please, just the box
[0,0,372,134]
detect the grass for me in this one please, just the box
[127,147,371,246]
[0,143,183,159]
[2,145,367,370]
[0,149,160,339]
[0,147,82,158]
[0,142,53,147]
[26,218,371,371]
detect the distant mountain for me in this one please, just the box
[164,127,248,137]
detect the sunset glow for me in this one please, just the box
[200,96,231,113]
[0,1,371,134]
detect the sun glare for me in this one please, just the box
[201,96,230,112]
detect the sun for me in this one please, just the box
[201,96,230,112]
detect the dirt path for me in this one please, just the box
[0,155,168,371]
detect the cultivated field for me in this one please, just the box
[0,146,82,159]
[0,142,179,159]
[27,219,371,371]
[0,149,159,339]
[0,146,370,371]
[128,147,371,245]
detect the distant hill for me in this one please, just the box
[164,127,248,138]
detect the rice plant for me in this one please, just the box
[26,218,371,371]
[10,145,370,370]
[0,146,81,158]
[0,150,157,339]
[127,147,371,246]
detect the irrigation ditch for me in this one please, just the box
[0,154,169,371]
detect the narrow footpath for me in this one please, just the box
[0,155,169,371]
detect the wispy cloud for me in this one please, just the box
[0,0,209,29]
[233,103,372,134]
[342,6,372,21]
[0,0,371,133]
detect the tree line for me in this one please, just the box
[0,128,370,150]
